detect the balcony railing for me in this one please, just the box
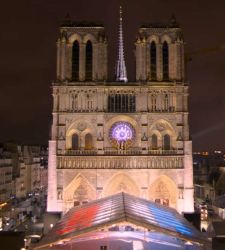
[65,149,98,156]
[104,147,142,155]
[58,148,183,156]
[148,149,184,155]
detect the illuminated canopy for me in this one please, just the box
[35,193,208,249]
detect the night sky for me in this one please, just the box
[0,0,224,151]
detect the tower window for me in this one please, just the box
[85,40,93,81]
[72,41,79,81]
[163,41,169,80]
[150,41,156,80]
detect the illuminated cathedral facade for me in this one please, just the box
[47,9,194,215]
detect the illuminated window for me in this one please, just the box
[85,133,93,149]
[150,41,156,80]
[72,134,79,150]
[85,40,93,81]
[163,41,169,80]
[72,41,79,81]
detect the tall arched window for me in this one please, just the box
[72,133,79,150]
[150,41,157,80]
[162,41,169,80]
[85,40,93,81]
[85,133,93,149]
[72,41,79,81]
[163,134,170,150]
[152,134,158,149]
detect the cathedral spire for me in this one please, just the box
[116,5,128,82]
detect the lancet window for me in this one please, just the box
[72,41,79,81]
[85,40,93,81]
[150,41,157,80]
[72,134,79,150]
[162,41,169,80]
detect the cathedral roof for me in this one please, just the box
[35,193,208,249]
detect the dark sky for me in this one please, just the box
[0,0,224,151]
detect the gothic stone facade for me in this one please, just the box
[47,21,194,215]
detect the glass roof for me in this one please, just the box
[36,193,207,249]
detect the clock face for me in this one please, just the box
[110,122,135,142]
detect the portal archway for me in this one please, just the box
[149,175,177,208]
[103,172,140,197]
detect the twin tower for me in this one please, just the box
[47,8,194,215]
[56,12,184,83]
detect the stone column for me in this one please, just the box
[79,43,85,81]
[93,42,98,81]
[66,43,73,81]
[60,38,66,81]
[183,141,194,213]
[47,140,58,212]
[169,43,176,80]
[104,42,108,80]
[135,40,142,81]
[142,41,147,81]
[156,44,163,81]
[56,39,61,80]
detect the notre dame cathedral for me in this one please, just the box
[47,7,194,215]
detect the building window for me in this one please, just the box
[163,134,170,150]
[74,201,80,206]
[85,133,93,149]
[151,94,157,111]
[107,94,136,112]
[162,41,169,80]
[164,94,169,111]
[72,134,79,150]
[85,40,93,81]
[72,41,79,81]
[152,134,158,149]
[150,41,156,80]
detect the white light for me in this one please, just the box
[50,223,53,228]
[133,240,144,250]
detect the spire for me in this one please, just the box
[116,5,128,82]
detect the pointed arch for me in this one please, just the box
[85,40,93,81]
[72,40,79,81]
[150,41,156,80]
[64,174,96,204]
[103,172,140,197]
[149,175,177,208]
[163,41,169,80]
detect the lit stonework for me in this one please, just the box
[47,14,194,215]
